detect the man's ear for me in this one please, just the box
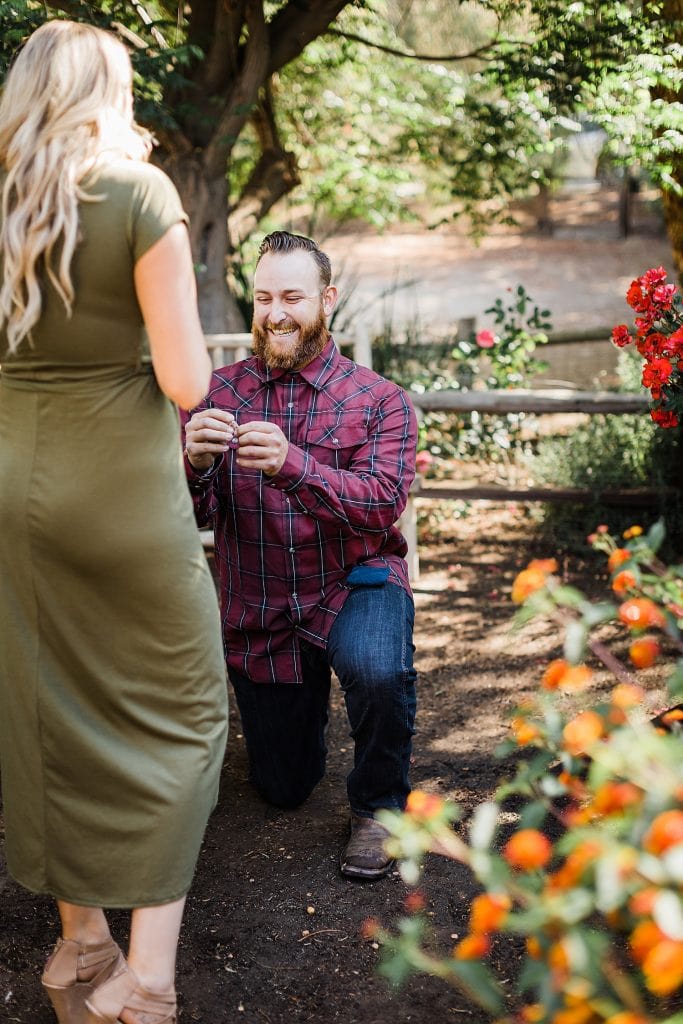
[322,285,338,317]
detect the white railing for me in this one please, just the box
[205,326,374,370]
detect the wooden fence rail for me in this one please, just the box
[200,337,655,579]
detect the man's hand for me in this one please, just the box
[185,407,236,471]
[236,421,289,477]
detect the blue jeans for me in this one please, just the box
[227,583,417,816]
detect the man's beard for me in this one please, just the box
[252,309,330,370]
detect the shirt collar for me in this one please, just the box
[259,336,340,391]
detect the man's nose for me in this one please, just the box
[270,301,288,322]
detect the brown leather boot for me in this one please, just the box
[339,813,395,880]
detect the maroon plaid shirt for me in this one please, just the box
[183,337,417,684]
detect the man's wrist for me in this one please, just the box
[185,451,220,476]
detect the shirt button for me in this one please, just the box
[292,592,298,599]
[287,402,294,408]
[332,437,339,444]
[289,547,295,553]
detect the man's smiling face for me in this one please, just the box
[251,250,337,371]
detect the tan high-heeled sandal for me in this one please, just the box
[84,963,176,1024]
[41,936,125,1024]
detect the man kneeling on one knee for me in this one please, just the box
[183,230,418,880]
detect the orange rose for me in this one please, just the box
[642,938,683,995]
[605,1014,650,1024]
[453,933,490,959]
[629,919,667,965]
[612,570,637,594]
[405,789,445,821]
[542,660,592,692]
[511,717,541,746]
[503,829,552,870]
[512,567,549,604]
[643,809,683,854]
[592,782,642,815]
[628,887,660,917]
[469,892,511,934]
[608,548,631,572]
[618,598,666,631]
[610,682,645,709]
[562,711,604,756]
[628,637,660,669]
[528,558,559,573]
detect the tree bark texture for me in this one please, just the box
[152,0,350,330]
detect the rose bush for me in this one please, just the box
[372,521,683,1024]
[612,267,683,428]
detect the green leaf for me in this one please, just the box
[564,620,587,663]
[469,801,499,851]
[447,959,504,1014]
[646,518,666,554]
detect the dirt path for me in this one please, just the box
[323,188,674,336]
[0,506,668,1023]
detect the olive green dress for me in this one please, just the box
[0,160,228,907]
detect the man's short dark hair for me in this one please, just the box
[256,231,332,288]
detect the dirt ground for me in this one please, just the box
[0,189,674,1022]
[0,504,670,1024]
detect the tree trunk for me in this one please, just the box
[156,151,247,332]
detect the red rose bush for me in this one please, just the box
[612,267,683,428]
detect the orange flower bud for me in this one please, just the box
[562,711,604,756]
[610,682,645,709]
[618,598,666,631]
[526,936,543,960]
[592,782,641,815]
[404,890,426,914]
[542,660,592,692]
[528,558,559,574]
[511,717,541,746]
[405,790,445,821]
[628,637,660,669]
[608,548,631,572]
[547,939,571,986]
[551,1004,594,1024]
[542,658,570,690]
[622,526,643,540]
[360,917,380,940]
[642,938,683,995]
[520,1004,545,1023]
[643,809,683,854]
[630,920,667,965]
[469,892,511,934]
[503,829,552,870]
[605,1014,650,1024]
[512,567,549,604]
[453,933,491,960]
[612,570,637,594]
[628,887,660,917]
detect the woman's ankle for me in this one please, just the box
[125,961,175,996]
[60,926,113,946]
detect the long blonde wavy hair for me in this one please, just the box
[0,20,152,353]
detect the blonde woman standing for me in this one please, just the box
[0,20,228,1024]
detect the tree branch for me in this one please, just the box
[324,27,502,63]
[228,85,300,247]
[204,0,270,177]
[267,0,351,76]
